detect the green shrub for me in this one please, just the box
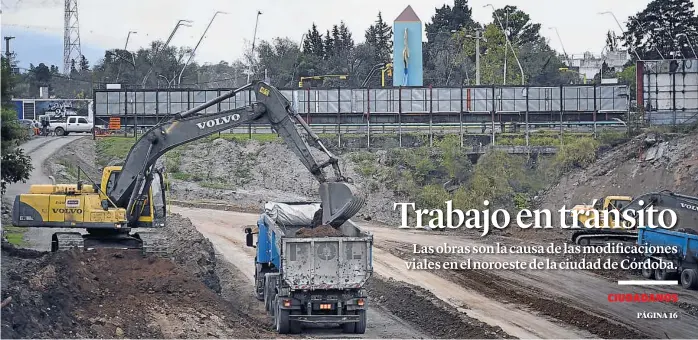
[554,137,600,170]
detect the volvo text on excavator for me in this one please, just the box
[12,81,365,254]
[571,190,698,246]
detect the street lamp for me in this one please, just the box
[247,10,263,83]
[452,27,486,85]
[484,4,525,85]
[598,11,642,60]
[548,27,568,64]
[142,19,193,87]
[116,30,137,82]
[178,11,228,86]
[677,33,697,58]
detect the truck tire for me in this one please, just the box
[642,266,655,279]
[290,319,301,334]
[342,311,356,333]
[54,127,65,136]
[276,304,291,334]
[354,310,367,334]
[681,269,698,290]
[655,267,671,280]
[264,278,272,312]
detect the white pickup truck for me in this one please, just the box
[46,116,100,136]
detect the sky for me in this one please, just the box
[1,0,697,69]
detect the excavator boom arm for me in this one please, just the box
[108,81,360,226]
[621,191,698,222]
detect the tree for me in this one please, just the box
[623,0,698,59]
[303,23,325,58]
[79,55,90,71]
[478,23,523,85]
[425,0,478,43]
[492,5,541,46]
[1,57,33,195]
[363,12,393,64]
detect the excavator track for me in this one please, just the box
[52,232,86,252]
[571,229,638,246]
[50,230,170,257]
[134,230,170,257]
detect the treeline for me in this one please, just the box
[8,0,698,99]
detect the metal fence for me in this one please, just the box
[93,84,630,128]
[638,59,698,125]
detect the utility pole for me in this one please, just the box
[4,36,14,73]
[4,36,14,59]
[474,29,482,85]
[503,8,509,85]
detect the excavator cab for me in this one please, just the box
[101,166,166,227]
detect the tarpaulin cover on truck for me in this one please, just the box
[264,202,320,226]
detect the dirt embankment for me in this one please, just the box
[1,214,272,338]
[365,275,512,339]
[43,137,101,183]
[527,131,698,243]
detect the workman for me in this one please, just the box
[40,117,49,136]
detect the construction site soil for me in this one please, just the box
[1,213,273,339]
[363,275,511,339]
[382,240,649,339]
[0,244,272,338]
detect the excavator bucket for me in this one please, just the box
[319,182,365,228]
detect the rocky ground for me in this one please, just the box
[1,213,273,338]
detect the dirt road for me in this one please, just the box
[172,206,616,339]
[170,206,428,339]
[2,136,83,250]
[361,225,698,339]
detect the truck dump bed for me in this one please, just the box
[638,228,698,263]
[260,202,373,291]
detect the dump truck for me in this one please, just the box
[244,201,373,334]
[636,227,698,290]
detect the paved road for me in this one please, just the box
[2,135,83,250]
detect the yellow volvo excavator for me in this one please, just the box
[571,191,698,245]
[12,81,365,254]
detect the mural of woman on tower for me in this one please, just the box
[393,5,423,86]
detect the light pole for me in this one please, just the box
[247,10,262,83]
[178,11,227,86]
[503,7,510,85]
[677,33,697,58]
[453,28,485,85]
[116,30,137,82]
[484,4,524,85]
[598,12,642,60]
[142,19,193,88]
[548,27,568,64]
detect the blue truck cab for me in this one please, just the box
[244,201,373,334]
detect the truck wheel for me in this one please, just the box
[342,311,356,333]
[264,279,272,312]
[54,127,65,136]
[642,266,655,279]
[655,267,671,280]
[276,305,291,334]
[354,310,367,334]
[680,269,698,290]
[289,319,301,334]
